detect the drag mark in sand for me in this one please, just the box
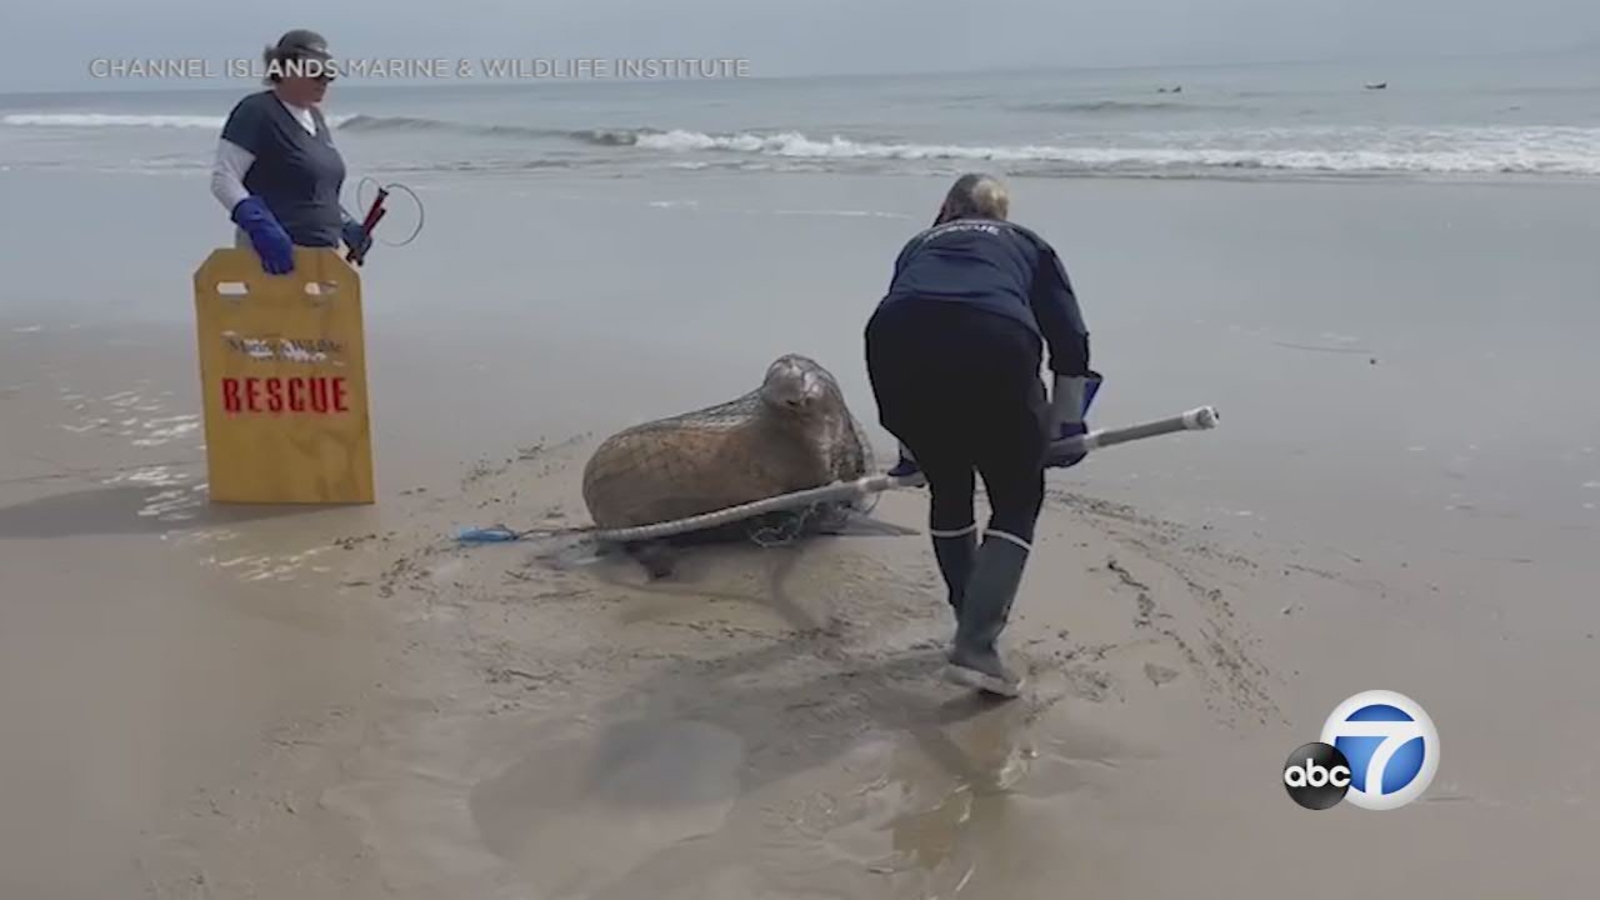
[1269,331,1373,356]
[1125,532,1280,727]
[1095,554,1209,700]
[1048,487,1283,727]
[1104,558,1162,628]
[1272,341,1373,355]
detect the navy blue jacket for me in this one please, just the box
[221,91,347,247]
[877,218,1091,376]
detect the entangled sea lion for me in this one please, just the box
[580,354,872,535]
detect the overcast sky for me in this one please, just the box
[5,0,1596,91]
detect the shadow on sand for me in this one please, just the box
[560,531,1107,801]
[0,484,336,539]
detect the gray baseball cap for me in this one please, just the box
[275,29,332,60]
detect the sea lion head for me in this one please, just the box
[759,354,837,418]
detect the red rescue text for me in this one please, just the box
[221,376,351,414]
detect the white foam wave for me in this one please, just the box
[2,112,357,129]
[11,113,1599,179]
[632,127,1600,177]
[3,113,225,129]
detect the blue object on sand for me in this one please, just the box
[456,525,522,542]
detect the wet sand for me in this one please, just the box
[3,173,1598,898]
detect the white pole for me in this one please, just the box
[590,406,1220,543]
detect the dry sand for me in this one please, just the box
[2,319,1596,900]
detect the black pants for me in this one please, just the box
[865,300,1050,545]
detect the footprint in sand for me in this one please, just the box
[468,718,745,897]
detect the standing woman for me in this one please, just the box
[210,29,371,274]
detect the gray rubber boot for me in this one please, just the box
[944,534,1030,697]
[931,529,977,617]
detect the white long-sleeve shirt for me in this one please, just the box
[209,95,318,213]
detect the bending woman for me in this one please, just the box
[210,28,371,274]
[865,173,1100,698]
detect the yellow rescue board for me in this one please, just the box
[193,246,375,504]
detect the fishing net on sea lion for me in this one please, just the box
[580,355,879,546]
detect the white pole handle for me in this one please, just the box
[888,405,1219,488]
[1066,405,1219,454]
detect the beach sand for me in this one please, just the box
[2,171,1597,898]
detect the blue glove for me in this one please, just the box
[231,196,294,274]
[1045,371,1102,468]
[887,440,920,478]
[341,216,372,262]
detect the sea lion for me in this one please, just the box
[580,354,872,533]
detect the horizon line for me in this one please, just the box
[0,44,1584,97]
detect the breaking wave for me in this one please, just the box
[614,126,1600,176]
[2,113,227,129]
[2,112,358,129]
[7,110,1598,179]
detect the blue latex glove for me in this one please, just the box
[231,196,294,274]
[341,216,372,262]
[1045,371,1102,468]
[887,440,920,478]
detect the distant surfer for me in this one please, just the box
[864,173,1101,697]
[210,29,372,274]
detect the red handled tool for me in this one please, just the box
[347,186,388,265]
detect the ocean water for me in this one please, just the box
[2,52,1598,572]
[2,52,1598,181]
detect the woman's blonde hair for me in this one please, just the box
[941,173,1010,221]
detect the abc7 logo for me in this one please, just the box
[1283,690,1438,811]
[1282,742,1353,810]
